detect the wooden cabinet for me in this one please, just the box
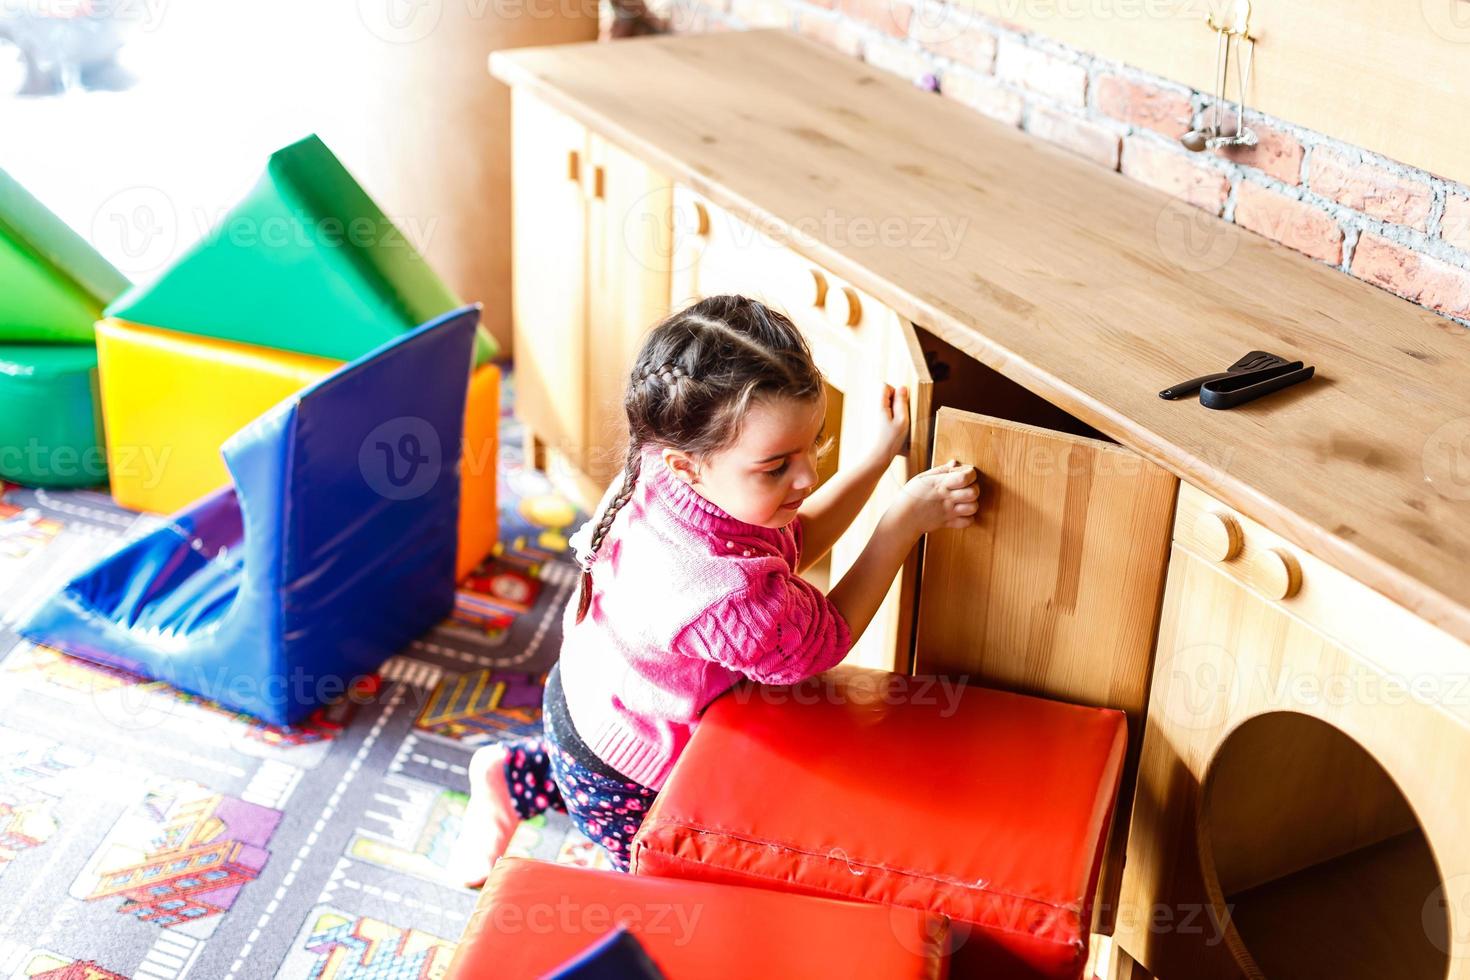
[509,88,672,510]
[1115,482,1470,979]
[670,186,933,673]
[914,406,1179,932]
[496,38,1470,980]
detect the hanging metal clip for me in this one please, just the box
[1181,0,1257,151]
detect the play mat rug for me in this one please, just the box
[0,359,604,979]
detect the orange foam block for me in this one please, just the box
[458,362,499,580]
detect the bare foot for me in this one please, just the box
[449,744,520,889]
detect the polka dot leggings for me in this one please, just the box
[502,737,657,872]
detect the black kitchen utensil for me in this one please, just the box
[1199,360,1314,410]
[1158,350,1293,400]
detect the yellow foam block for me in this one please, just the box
[457,362,500,581]
[97,317,499,579]
[96,317,338,513]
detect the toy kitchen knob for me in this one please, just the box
[806,268,828,309]
[679,198,710,238]
[826,285,862,327]
[1192,511,1243,562]
[1248,547,1302,600]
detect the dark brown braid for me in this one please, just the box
[574,294,827,624]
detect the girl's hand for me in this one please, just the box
[872,383,911,463]
[896,459,982,535]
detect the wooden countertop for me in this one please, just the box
[490,30,1470,645]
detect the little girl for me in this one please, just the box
[452,294,980,884]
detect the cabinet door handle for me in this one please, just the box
[567,149,580,183]
[678,198,710,238]
[827,285,862,327]
[1192,511,1243,562]
[1249,547,1302,600]
[589,165,606,200]
[807,268,828,309]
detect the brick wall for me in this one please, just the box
[624,0,1470,327]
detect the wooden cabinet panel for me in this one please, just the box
[584,134,672,488]
[1116,483,1470,980]
[913,408,1177,707]
[510,87,590,473]
[914,406,1178,927]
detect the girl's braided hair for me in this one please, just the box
[573,294,828,623]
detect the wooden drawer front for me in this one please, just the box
[1172,482,1466,695]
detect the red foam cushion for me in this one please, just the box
[629,667,1127,980]
[446,857,949,979]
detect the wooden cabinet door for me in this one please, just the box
[914,406,1177,709]
[510,88,590,472]
[816,280,932,674]
[914,406,1178,928]
[584,134,673,489]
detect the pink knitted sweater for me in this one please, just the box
[559,445,854,790]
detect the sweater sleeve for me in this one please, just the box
[672,558,853,685]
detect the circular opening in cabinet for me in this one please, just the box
[1197,711,1449,980]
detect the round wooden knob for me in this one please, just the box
[1192,511,1243,562]
[1248,547,1302,600]
[806,268,828,309]
[826,285,862,327]
[679,198,710,237]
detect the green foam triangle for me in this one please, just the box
[106,134,498,364]
[0,168,131,344]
